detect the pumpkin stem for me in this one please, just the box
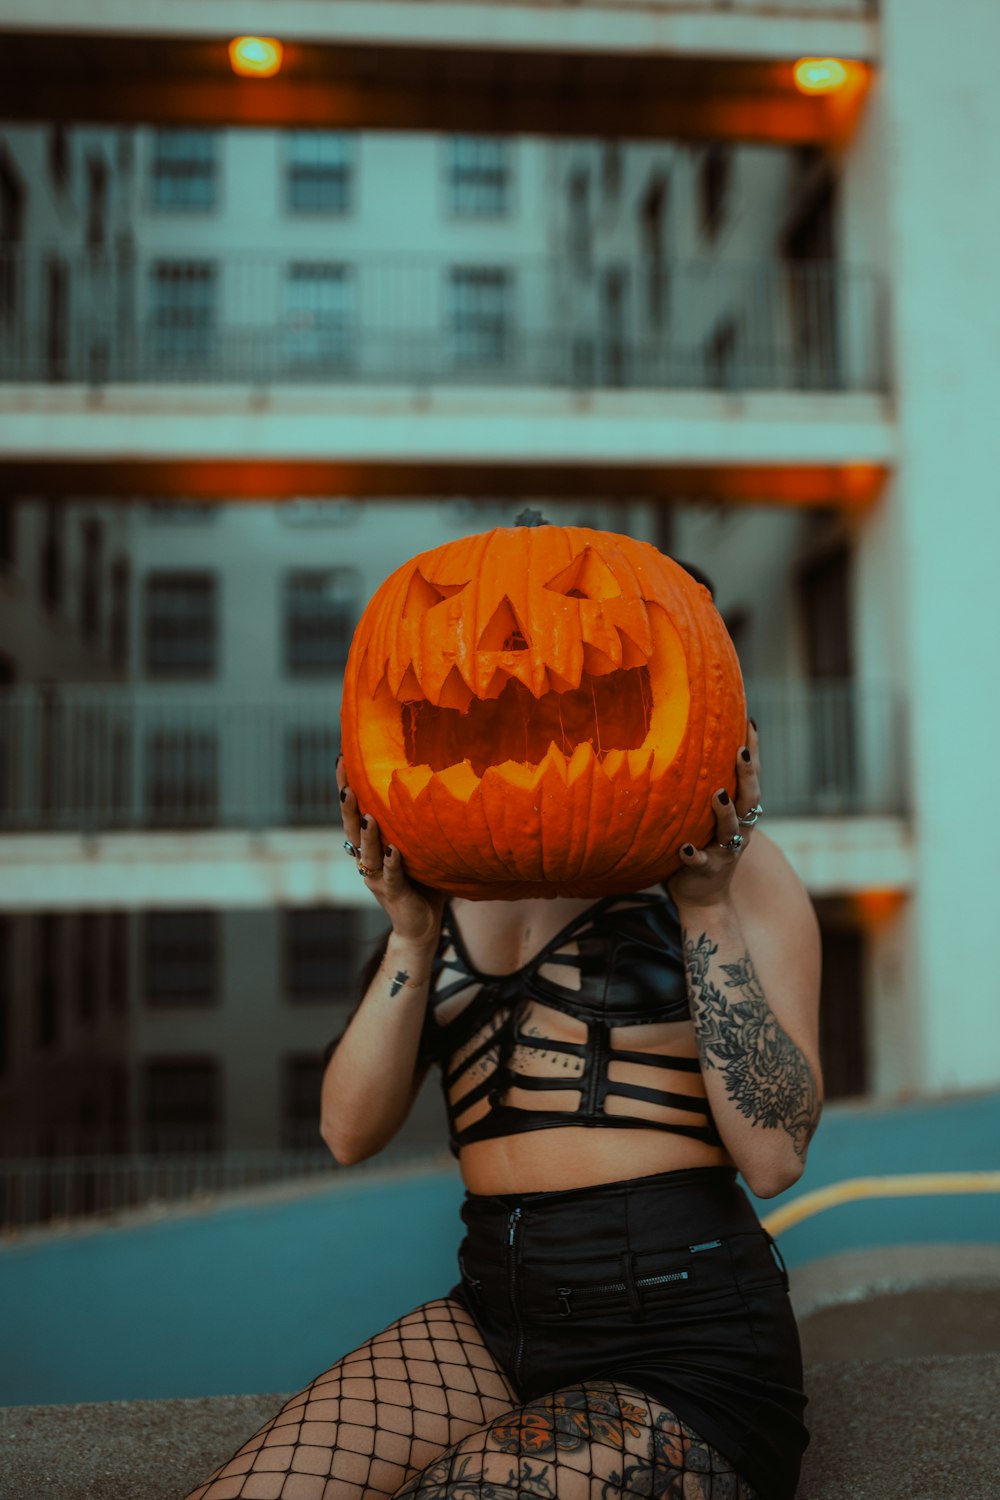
[513,507,549,528]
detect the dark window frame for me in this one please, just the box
[285,131,354,216]
[143,1055,222,1153]
[282,1053,326,1149]
[284,908,359,1004]
[144,910,218,1007]
[144,570,218,678]
[150,130,219,213]
[447,137,511,219]
[284,567,360,677]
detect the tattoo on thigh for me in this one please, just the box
[396,1451,557,1500]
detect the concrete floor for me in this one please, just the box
[2,1354,999,1500]
[4,1267,1000,1500]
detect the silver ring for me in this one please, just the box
[738,804,763,828]
[343,839,360,858]
[718,833,745,854]
[357,860,384,878]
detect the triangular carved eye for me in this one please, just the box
[402,570,468,620]
[478,595,529,652]
[544,547,622,601]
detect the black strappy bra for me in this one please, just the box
[417,888,723,1159]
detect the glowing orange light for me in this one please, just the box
[853,890,907,927]
[793,57,850,95]
[228,36,284,78]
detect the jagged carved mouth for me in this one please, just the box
[401,666,653,778]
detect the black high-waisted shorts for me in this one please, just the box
[447,1165,808,1500]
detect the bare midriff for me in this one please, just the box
[459,1120,735,1197]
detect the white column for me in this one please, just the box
[845,0,1000,1092]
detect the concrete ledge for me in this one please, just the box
[3,1356,998,1500]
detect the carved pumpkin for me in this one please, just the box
[341,523,745,899]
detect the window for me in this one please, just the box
[698,144,732,245]
[448,138,510,217]
[285,908,359,1003]
[144,728,219,826]
[283,1055,325,1149]
[285,726,339,824]
[705,316,739,391]
[108,912,129,1015]
[144,571,217,677]
[600,266,628,388]
[285,132,352,214]
[86,156,108,251]
[0,153,24,322]
[568,171,591,276]
[601,142,623,208]
[284,568,359,676]
[36,913,60,1050]
[150,130,217,210]
[40,503,64,613]
[109,557,130,670]
[143,1057,221,1153]
[45,256,70,381]
[149,261,216,370]
[80,518,102,645]
[282,263,354,373]
[0,498,15,569]
[78,913,102,1023]
[48,126,71,192]
[448,268,513,369]
[145,911,217,1006]
[640,174,669,333]
[0,918,8,1077]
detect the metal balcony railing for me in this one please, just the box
[0,252,888,393]
[0,681,905,836]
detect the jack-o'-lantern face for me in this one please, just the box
[341,524,745,898]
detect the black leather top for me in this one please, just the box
[419,888,724,1158]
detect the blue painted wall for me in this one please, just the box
[3,1090,999,1406]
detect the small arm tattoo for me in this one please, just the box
[388,969,409,997]
[684,932,820,1158]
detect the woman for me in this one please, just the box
[186,724,822,1500]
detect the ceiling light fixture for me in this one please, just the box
[228,36,284,78]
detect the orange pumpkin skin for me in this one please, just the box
[341,524,746,899]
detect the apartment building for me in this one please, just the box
[2,0,996,1162]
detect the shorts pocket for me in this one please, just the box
[534,1250,698,1322]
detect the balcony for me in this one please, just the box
[0,681,909,906]
[0,680,902,833]
[0,252,893,504]
[1,252,887,393]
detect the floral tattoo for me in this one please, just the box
[684,933,820,1157]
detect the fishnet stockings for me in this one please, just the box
[183,1304,757,1500]
[394,1381,759,1500]
[183,1298,517,1500]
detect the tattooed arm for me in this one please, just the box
[676,830,823,1199]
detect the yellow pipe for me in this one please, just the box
[762,1171,1000,1237]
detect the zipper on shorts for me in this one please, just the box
[554,1267,689,1316]
[507,1206,525,1384]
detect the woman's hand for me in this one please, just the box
[337,756,445,948]
[666,719,762,910]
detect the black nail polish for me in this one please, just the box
[718,789,730,805]
[740,748,751,763]
[385,846,393,858]
[682,844,695,856]
[750,718,757,732]
[339,788,348,803]
[360,816,369,830]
